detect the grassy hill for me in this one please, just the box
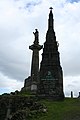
[0,95,80,120]
[37,98,80,120]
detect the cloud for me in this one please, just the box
[25,1,42,8]
[54,1,80,77]
[64,76,80,97]
[67,0,80,3]
[13,0,42,11]
[0,0,32,81]
[0,72,23,94]
[0,0,80,96]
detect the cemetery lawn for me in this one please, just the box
[33,98,80,120]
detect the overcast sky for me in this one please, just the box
[0,0,80,97]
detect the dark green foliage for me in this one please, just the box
[0,96,9,120]
[0,95,80,120]
[11,109,30,120]
[0,95,46,120]
[35,98,80,120]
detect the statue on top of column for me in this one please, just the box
[33,29,39,44]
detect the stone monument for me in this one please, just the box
[38,7,64,99]
[29,29,43,92]
[21,29,43,92]
[22,8,64,99]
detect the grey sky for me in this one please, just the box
[0,0,80,96]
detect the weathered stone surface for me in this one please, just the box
[0,95,46,120]
[22,29,42,92]
[22,8,64,99]
[39,8,64,99]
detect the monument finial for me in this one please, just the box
[49,7,53,11]
[48,7,53,29]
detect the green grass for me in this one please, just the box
[1,94,80,120]
[32,98,80,120]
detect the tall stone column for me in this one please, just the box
[29,29,43,92]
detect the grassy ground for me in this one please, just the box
[33,98,80,120]
[1,95,80,120]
